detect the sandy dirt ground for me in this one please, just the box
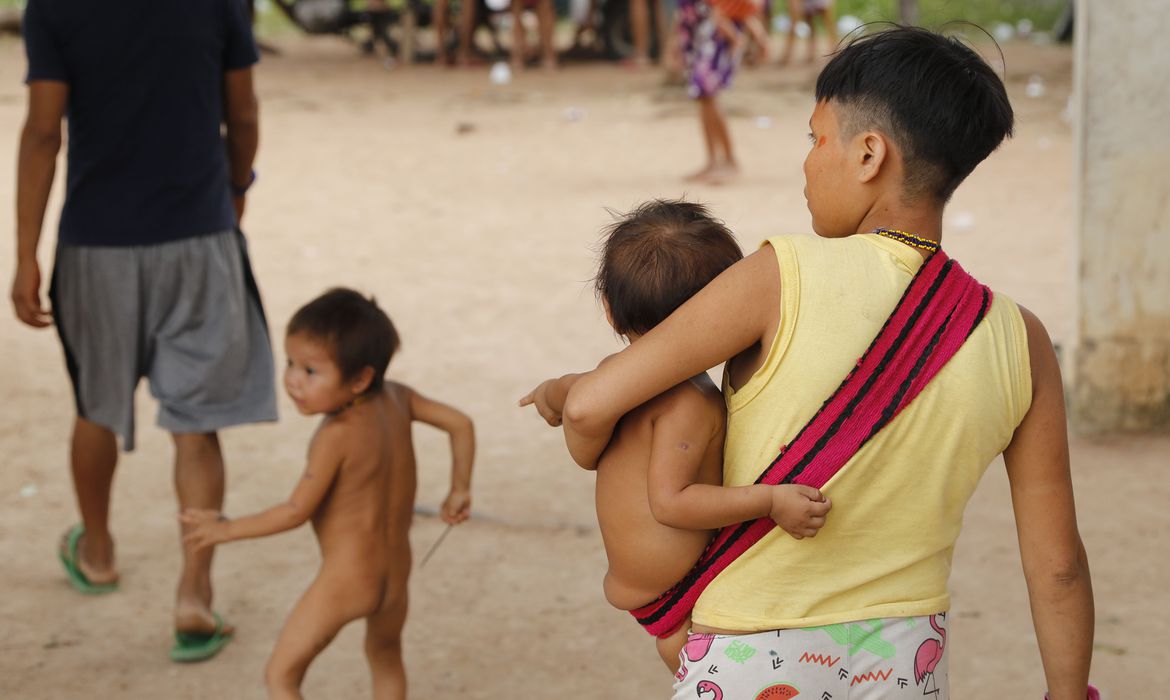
[1,31,1167,699]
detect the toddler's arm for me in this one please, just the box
[518,373,582,427]
[408,387,475,525]
[179,424,348,550]
[1003,307,1093,700]
[563,248,781,468]
[646,397,831,535]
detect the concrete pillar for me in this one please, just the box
[1071,0,1170,432]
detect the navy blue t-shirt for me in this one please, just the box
[23,0,258,247]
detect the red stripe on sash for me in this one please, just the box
[631,250,992,637]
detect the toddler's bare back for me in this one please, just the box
[594,374,725,610]
[311,383,418,568]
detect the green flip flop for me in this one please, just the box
[170,612,233,663]
[58,524,119,595]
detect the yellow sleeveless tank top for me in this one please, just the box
[692,233,1032,631]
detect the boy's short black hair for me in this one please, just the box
[815,25,1014,202]
[287,288,399,392]
[596,200,743,337]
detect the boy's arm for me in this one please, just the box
[11,81,67,329]
[1002,306,1094,700]
[563,247,780,468]
[180,425,347,549]
[407,386,475,524]
[646,398,831,535]
[518,372,583,426]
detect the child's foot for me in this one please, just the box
[706,162,740,184]
[59,525,119,589]
[683,163,719,182]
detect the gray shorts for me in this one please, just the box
[49,230,278,451]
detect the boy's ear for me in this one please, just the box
[856,130,889,184]
[349,366,376,395]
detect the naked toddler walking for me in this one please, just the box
[182,288,475,699]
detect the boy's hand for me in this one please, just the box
[440,489,472,525]
[179,508,231,551]
[518,379,562,427]
[769,485,832,539]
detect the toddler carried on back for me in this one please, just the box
[520,200,831,669]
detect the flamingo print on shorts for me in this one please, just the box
[913,613,946,696]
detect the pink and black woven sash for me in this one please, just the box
[631,250,992,638]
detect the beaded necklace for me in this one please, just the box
[871,227,940,254]
[331,392,370,416]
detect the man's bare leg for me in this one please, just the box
[173,432,229,634]
[63,417,120,585]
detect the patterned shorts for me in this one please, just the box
[672,614,949,700]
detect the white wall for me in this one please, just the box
[1072,0,1170,432]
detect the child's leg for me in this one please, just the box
[818,3,837,55]
[536,0,558,68]
[685,97,720,180]
[704,95,738,175]
[628,0,651,64]
[456,0,478,65]
[745,15,769,58]
[434,0,450,63]
[779,0,800,64]
[510,1,528,70]
[656,620,691,672]
[265,573,378,700]
[365,584,409,700]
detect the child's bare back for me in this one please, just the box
[595,374,724,611]
[307,383,419,611]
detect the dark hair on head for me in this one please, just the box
[815,24,1014,202]
[595,199,743,337]
[287,288,399,393]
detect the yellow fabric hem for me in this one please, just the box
[692,595,951,632]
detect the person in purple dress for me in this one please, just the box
[677,0,740,183]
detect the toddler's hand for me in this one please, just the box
[440,489,472,525]
[518,379,562,427]
[179,508,230,551]
[769,485,831,539]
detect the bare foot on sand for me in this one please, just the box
[684,162,739,183]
